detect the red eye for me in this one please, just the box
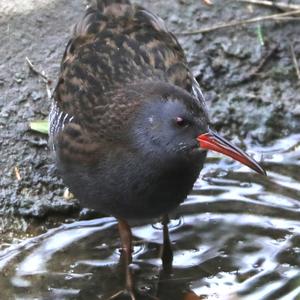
[175,117,187,127]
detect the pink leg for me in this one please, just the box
[117,218,136,300]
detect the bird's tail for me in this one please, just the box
[88,0,131,11]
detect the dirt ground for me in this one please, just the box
[0,0,300,230]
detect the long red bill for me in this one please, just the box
[197,129,266,175]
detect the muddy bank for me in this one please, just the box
[0,0,299,221]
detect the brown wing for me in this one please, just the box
[52,1,194,127]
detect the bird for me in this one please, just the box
[49,0,266,298]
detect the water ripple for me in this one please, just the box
[0,135,300,299]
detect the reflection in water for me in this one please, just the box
[0,134,300,299]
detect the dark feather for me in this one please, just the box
[50,1,205,140]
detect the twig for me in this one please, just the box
[276,17,300,21]
[14,166,21,181]
[26,57,52,100]
[289,42,300,83]
[107,290,126,300]
[256,24,264,46]
[203,0,213,5]
[237,0,300,11]
[26,57,50,83]
[45,82,51,100]
[177,9,300,35]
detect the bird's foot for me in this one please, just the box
[104,262,136,300]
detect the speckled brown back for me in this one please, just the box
[52,0,194,133]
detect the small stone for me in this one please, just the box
[31,91,43,101]
[14,73,24,84]
[64,188,75,200]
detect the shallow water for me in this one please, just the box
[1,134,300,300]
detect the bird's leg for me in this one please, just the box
[161,215,173,273]
[117,218,136,300]
[155,216,173,299]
